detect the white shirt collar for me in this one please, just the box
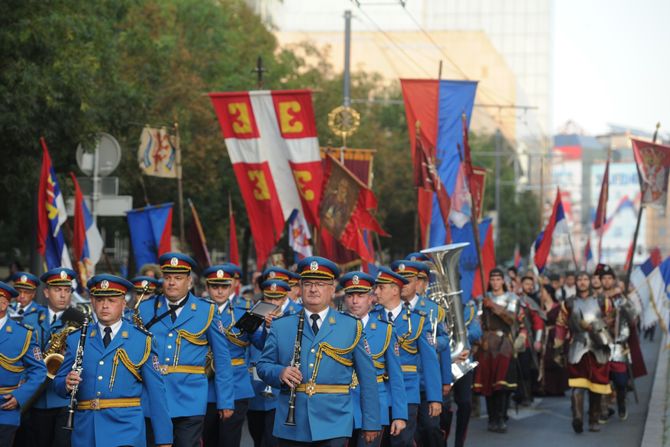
[408,294,420,310]
[48,307,64,323]
[280,298,290,313]
[18,302,33,313]
[361,314,370,328]
[166,294,189,318]
[0,314,7,331]
[98,319,123,340]
[383,302,404,321]
[304,307,330,329]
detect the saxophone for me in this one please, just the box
[43,325,81,379]
[422,242,479,382]
[132,283,151,330]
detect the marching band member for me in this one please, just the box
[137,253,234,447]
[390,260,452,447]
[8,272,44,323]
[372,266,444,447]
[341,271,407,447]
[30,267,80,447]
[55,274,173,447]
[0,281,46,445]
[257,256,381,446]
[202,264,265,447]
[247,278,298,447]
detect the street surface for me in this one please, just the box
[239,335,660,447]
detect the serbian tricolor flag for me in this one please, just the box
[209,90,322,268]
[401,79,477,248]
[126,203,172,273]
[37,138,73,270]
[70,173,104,284]
[534,188,568,273]
[513,245,522,269]
[584,239,594,271]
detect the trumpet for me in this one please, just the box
[132,283,151,330]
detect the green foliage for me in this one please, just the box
[0,0,539,268]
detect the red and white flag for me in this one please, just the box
[209,90,322,268]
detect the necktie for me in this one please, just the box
[103,327,112,348]
[310,314,320,335]
[169,304,180,323]
[18,308,24,315]
[51,313,58,325]
[387,311,394,323]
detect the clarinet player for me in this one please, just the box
[257,256,381,447]
[54,274,173,447]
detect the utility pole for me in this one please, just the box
[494,128,502,248]
[343,10,352,108]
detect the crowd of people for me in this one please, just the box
[0,250,647,447]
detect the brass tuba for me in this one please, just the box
[422,242,478,382]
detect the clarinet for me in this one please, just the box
[63,315,90,430]
[284,311,305,426]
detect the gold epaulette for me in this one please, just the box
[109,335,152,390]
[174,304,215,366]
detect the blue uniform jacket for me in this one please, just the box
[413,297,454,386]
[207,300,265,403]
[0,319,46,426]
[9,301,45,325]
[371,307,442,404]
[352,316,407,429]
[54,321,173,447]
[32,310,72,409]
[249,301,302,411]
[138,293,234,417]
[257,308,381,441]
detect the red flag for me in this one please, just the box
[472,223,496,299]
[631,137,670,209]
[594,159,610,230]
[320,155,387,263]
[186,199,212,268]
[228,196,239,265]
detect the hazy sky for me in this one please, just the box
[553,0,670,135]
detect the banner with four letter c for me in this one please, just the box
[209,90,322,268]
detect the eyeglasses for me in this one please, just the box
[302,281,332,289]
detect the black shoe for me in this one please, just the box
[589,423,601,432]
[487,420,497,432]
[572,418,583,433]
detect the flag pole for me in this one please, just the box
[624,122,659,293]
[457,119,487,299]
[174,121,186,248]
